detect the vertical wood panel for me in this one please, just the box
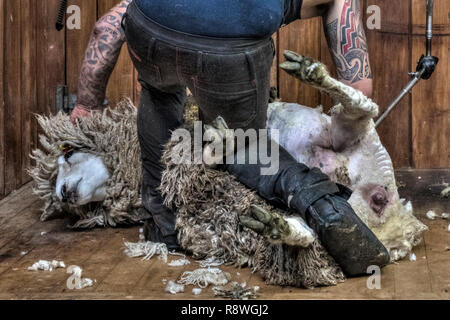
[4,0,23,194]
[369,33,412,167]
[411,0,450,168]
[66,0,98,95]
[270,33,279,90]
[0,0,5,197]
[278,18,322,106]
[20,0,37,185]
[374,0,411,34]
[412,35,450,168]
[98,0,135,107]
[36,0,66,116]
[133,68,141,105]
[363,0,413,168]
[1,0,66,200]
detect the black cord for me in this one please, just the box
[56,0,68,31]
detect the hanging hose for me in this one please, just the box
[56,0,68,31]
[375,0,439,128]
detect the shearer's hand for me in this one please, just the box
[70,104,94,124]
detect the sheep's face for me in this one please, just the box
[56,152,110,206]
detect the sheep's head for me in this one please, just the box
[56,151,110,206]
[29,100,142,228]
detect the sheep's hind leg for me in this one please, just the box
[240,205,315,247]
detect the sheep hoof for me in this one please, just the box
[251,205,272,224]
[240,205,291,244]
[212,116,229,132]
[280,51,329,85]
[239,215,265,233]
[204,116,230,139]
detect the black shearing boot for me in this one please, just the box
[291,187,391,276]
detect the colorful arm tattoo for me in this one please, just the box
[76,0,131,109]
[325,0,372,84]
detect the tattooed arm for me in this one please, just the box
[71,0,131,122]
[322,0,373,97]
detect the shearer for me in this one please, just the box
[71,0,390,276]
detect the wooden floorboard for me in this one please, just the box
[0,172,449,300]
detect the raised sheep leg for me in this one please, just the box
[240,205,315,247]
[280,50,379,151]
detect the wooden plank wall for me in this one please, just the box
[0,0,448,200]
[0,0,66,200]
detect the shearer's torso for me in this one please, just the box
[134,0,301,38]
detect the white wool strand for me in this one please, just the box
[178,268,231,289]
[124,241,169,262]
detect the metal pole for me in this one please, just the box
[426,0,434,56]
[375,69,424,127]
[375,0,435,128]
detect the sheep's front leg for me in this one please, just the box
[280,50,378,119]
[280,50,379,151]
[240,205,315,247]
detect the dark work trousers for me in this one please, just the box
[123,1,390,275]
[123,2,272,249]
